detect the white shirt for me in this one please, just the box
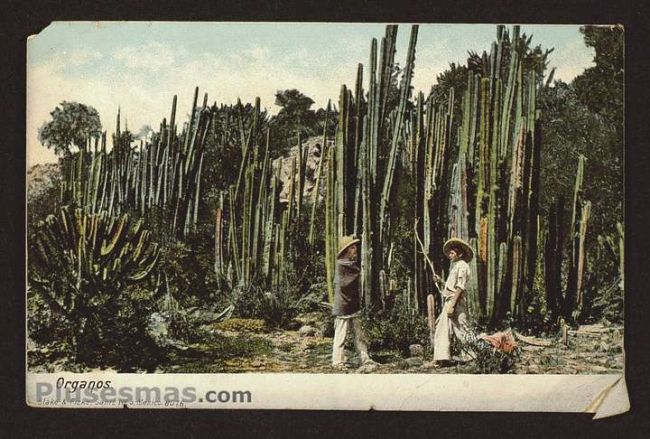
[444,260,470,297]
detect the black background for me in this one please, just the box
[2,0,649,437]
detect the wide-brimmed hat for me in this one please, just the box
[337,235,360,257]
[443,238,474,262]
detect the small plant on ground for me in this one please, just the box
[451,323,520,374]
[232,284,299,329]
[362,294,430,358]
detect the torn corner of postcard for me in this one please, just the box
[585,375,630,419]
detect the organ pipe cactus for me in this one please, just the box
[214,193,225,288]
[324,24,419,307]
[617,222,624,289]
[544,196,565,317]
[63,88,213,239]
[440,25,551,324]
[56,87,296,296]
[379,25,418,244]
[564,155,590,321]
[219,106,300,290]
[411,91,455,309]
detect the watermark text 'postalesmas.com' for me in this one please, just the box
[35,378,252,406]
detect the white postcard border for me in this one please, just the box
[26,372,629,418]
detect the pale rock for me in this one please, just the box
[409,344,424,357]
[405,357,424,368]
[298,325,318,337]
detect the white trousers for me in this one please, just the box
[332,315,370,365]
[432,295,472,362]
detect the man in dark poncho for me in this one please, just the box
[331,235,373,368]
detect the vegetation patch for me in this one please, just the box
[213,318,269,334]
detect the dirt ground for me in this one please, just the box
[28,317,623,375]
[155,322,624,375]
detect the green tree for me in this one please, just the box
[538,80,611,223]
[270,89,317,152]
[274,89,315,124]
[538,26,623,242]
[573,26,624,323]
[38,101,102,156]
[313,106,338,140]
[574,26,624,132]
[573,25,624,238]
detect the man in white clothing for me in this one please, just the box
[432,238,474,366]
[331,235,374,369]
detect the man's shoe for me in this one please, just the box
[423,360,447,369]
[356,358,379,373]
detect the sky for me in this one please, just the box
[27,22,596,165]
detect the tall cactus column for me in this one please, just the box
[324,142,338,303]
[564,155,590,321]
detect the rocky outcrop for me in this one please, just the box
[273,136,332,204]
[27,162,60,203]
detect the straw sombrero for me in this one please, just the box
[443,238,474,262]
[337,235,360,257]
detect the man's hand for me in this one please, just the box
[447,304,455,317]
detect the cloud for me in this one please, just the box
[22,36,469,165]
[112,42,187,73]
[67,48,103,66]
[411,39,459,94]
[546,39,595,82]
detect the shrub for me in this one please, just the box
[91,284,166,372]
[452,325,520,374]
[27,286,68,346]
[232,284,298,329]
[156,228,226,309]
[583,233,623,323]
[590,277,624,324]
[362,295,430,357]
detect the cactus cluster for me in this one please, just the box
[29,206,160,311]
[215,98,314,291]
[324,25,419,306]
[60,86,313,294]
[425,25,568,324]
[410,89,456,313]
[322,25,543,322]
[62,88,212,239]
[322,24,593,327]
